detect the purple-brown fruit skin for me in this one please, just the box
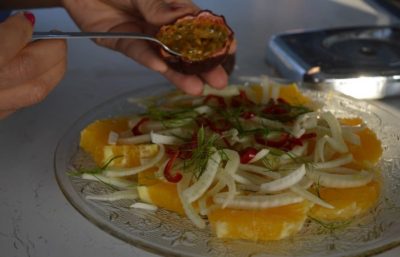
[222,53,236,75]
[157,10,235,75]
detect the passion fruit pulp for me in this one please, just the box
[156,10,234,74]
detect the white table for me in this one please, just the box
[1,1,399,256]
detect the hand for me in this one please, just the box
[0,12,67,119]
[62,0,233,95]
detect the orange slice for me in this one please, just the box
[279,83,310,106]
[80,118,159,168]
[341,118,382,167]
[137,169,185,215]
[208,201,312,241]
[309,180,380,221]
[101,144,158,168]
[138,169,313,241]
[250,83,309,105]
[80,118,129,165]
[307,118,382,222]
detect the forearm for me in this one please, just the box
[0,0,63,10]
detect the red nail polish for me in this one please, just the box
[23,11,35,26]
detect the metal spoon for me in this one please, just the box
[32,31,182,57]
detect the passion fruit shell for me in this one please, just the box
[156,10,234,74]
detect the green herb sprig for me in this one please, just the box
[182,127,226,178]
[308,216,353,231]
[68,155,123,177]
[145,106,200,128]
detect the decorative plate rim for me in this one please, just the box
[54,82,400,257]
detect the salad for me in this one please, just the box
[75,81,382,241]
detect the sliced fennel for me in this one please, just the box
[213,191,304,209]
[183,149,222,203]
[86,189,138,201]
[78,80,382,236]
[259,164,306,192]
[290,185,334,209]
[249,149,270,163]
[306,169,374,188]
[150,131,183,145]
[178,174,206,229]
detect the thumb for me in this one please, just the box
[0,12,34,67]
[135,0,200,26]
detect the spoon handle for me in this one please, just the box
[32,31,182,56]
[33,31,153,40]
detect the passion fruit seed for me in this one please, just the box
[156,10,234,74]
[158,20,229,61]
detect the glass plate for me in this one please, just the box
[54,82,400,257]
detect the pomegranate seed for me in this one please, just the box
[240,147,258,164]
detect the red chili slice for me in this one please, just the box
[164,151,183,183]
[131,117,149,136]
[239,147,258,164]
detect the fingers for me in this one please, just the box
[0,12,34,67]
[0,110,15,119]
[162,68,204,95]
[229,39,237,54]
[160,65,228,95]
[108,22,228,94]
[0,39,67,89]
[201,65,229,89]
[0,57,67,111]
[70,0,227,95]
[0,12,67,119]
[135,0,199,26]
[102,22,169,73]
[133,0,229,93]
[105,24,227,95]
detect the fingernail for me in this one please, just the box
[23,11,35,26]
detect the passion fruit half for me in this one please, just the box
[156,10,234,74]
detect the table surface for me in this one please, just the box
[2,1,400,256]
